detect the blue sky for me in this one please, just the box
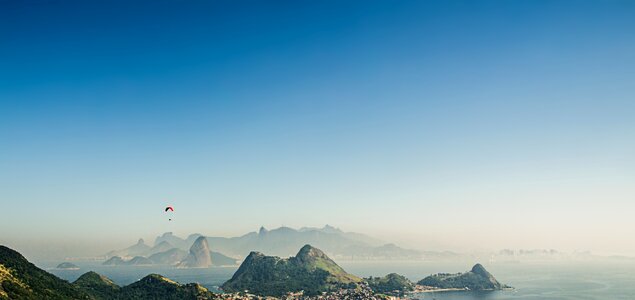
[1,1,634,256]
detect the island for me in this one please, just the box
[417,263,510,291]
[55,262,79,270]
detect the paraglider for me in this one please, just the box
[165,206,174,221]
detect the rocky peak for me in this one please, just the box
[471,263,488,275]
[296,244,328,260]
[258,226,268,235]
[322,224,342,233]
[150,241,173,253]
[471,263,502,288]
[176,236,212,268]
[136,238,145,245]
[139,274,177,285]
[245,251,265,260]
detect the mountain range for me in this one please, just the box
[104,236,237,267]
[149,225,422,260]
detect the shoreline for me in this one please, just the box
[410,286,515,294]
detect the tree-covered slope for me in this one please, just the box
[0,245,90,300]
[73,272,119,300]
[221,244,361,296]
[119,274,216,300]
[366,273,414,295]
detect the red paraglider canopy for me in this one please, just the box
[165,206,174,212]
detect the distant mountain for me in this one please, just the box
[73,271,120,299]
[176,236,213,268]
[210,251,238,266]
[148,225,422,260]
[147,241,175,256]
[366,273,415,296]
[209,225,384,258]
[103,236,238,268]
[126,256,153,266]
[417,263,505,290]
[299,224,384,246]
[153,232,202,250]
[0,245,89,299]
[103,256,126,266]
[106,238,151,258]
[55,262,79,270]
[148,248,188,265]
[103,255,153,266]
[221,244,362,296]
[104,226,419,261]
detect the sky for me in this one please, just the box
[1,0,634,258]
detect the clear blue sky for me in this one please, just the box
[1,1,634,256]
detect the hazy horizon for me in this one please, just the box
[2,1,634,260]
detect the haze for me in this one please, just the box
[1,1,634,260]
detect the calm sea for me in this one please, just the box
[48,260,635,299]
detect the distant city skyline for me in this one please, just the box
[1,0,634,258]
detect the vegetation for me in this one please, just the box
[118,274,215,300]
[365,273,414,295]
[0,245,90,300]
[221,244,362,296]
[73,271,119,299]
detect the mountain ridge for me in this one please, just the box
[221,244,362,296]
[0,245,90,299]
[147,225,421,260]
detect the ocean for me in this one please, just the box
[48,260,635,299]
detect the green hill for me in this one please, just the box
[417,263,504,290]
[366,273,414,295]
[221,244,361,296]
[74,272,218,300]
[73,272,119,300]
[0,245,222,300]
[119,274,216,300]
[0,245,90,300]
